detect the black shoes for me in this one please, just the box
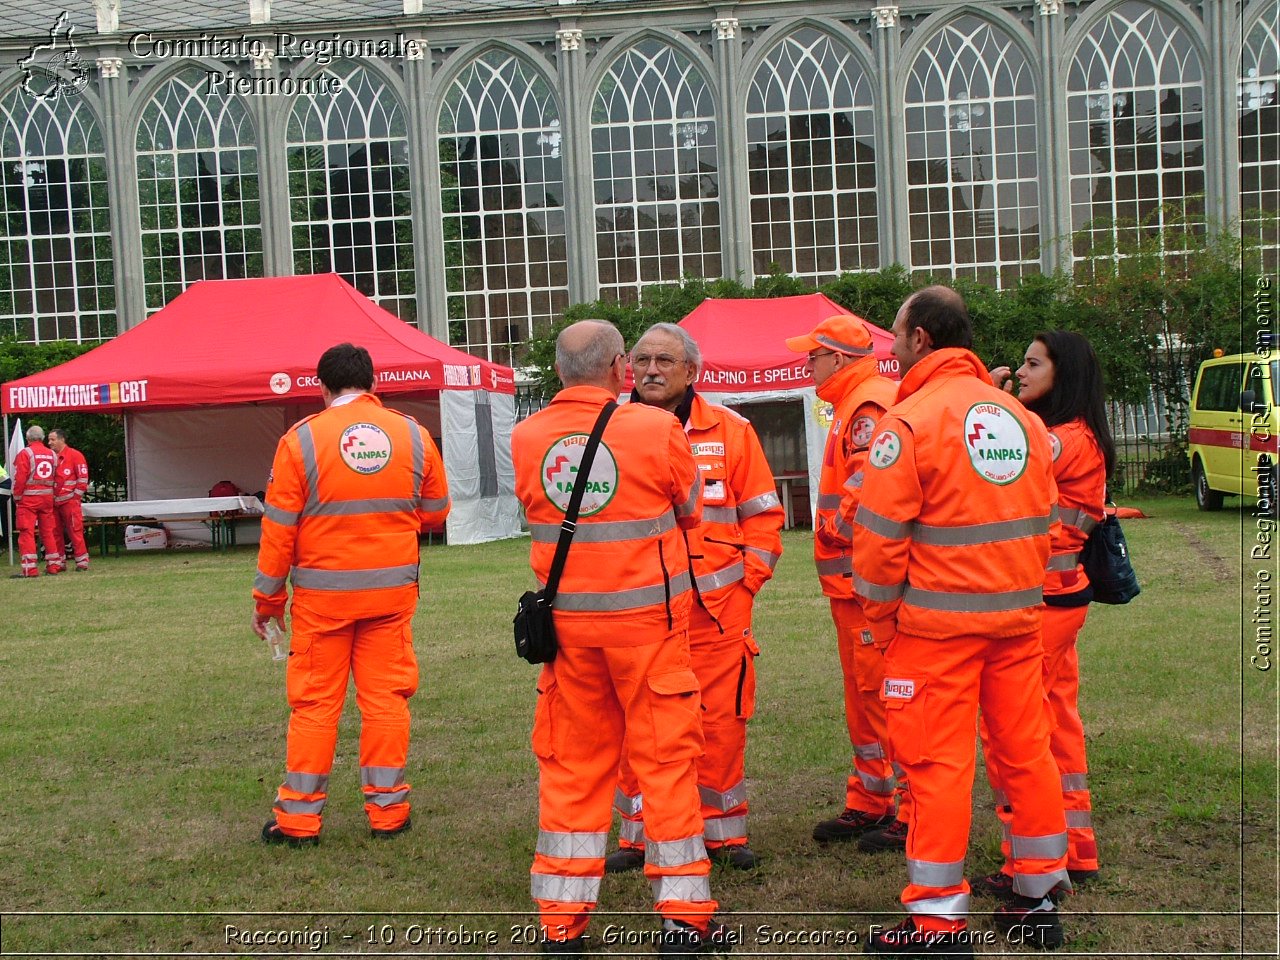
[1067,867,1098,885]
[604,846,645,873]
[260,819,318,847]
[813,808,892,842]
[865,918,974,956]
[858,818,908,852]
[992,894,1064,950]
[542,935,588,956]
[371,817,411,839]
[707,843,759,870]
[971,870,1016,901]
[658,918,735,956]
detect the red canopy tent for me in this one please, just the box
[2,275,520,545]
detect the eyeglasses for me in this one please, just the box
[806,351,837,364]
[630,353,687,371]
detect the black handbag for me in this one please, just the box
[514,401,617,664]
[1080,507,1140,605]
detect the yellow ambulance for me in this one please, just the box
[1187,351,1277,510]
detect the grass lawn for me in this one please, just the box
[0,494,1274,956]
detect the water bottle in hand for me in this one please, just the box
[265,620,288,662]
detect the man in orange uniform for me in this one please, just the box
[784,315,903,847]
[47,428,91,572]
[605,323,783,873]
[253,342,450,846]
[853,287,1069,956]
[512,320,731,957]
[11,424,63,578]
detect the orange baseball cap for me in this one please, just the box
[784,314,875,356]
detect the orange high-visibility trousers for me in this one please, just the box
[532,633,714,942]
[16,499,61,575]
[884,630,1068,932]
[616,587,759,851]
[831,598,897,817]
[54,500,89,569]
[273,604,418,837]
[983,604,1097,873]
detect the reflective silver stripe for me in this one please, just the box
[816,493,843,511]
[1010,831,1068,860]
[554,570,691,612]
[858,769,896,795]
[614,788,643,817]
[675,475,699,518]
[363,788,410,807]
[703,815,748,842]
[290,563,419,591]
[904,585,1043,613]
[1059,507,1099,535]
[277,797,325,814]
[913,515,1050,546]
[906,857,966,888]
[816,332,873,356]
[530,872,601,903]
[419,496,449,512]
[696,560,744,593]
[816,556,851,576]
[1013,868,1069,899]
[264,503,299,526]
[905,893,969,918]
[530,513,675,544]
[833,515,854,540]
[536,830,608,859]
[738,491,781,518]
[1046,552,1081,571]
[651,875,711,903]
[1065,810,1093,828]
[1060,773,1089,792]
[699,780,747,812]
[298,423,321,514]
[306,497,418,517]
[620,820,645,843]
[746,545,781,570]
[701,505,737,524]
[285,772,330,794]
[1001,822,1012,842]
[409,422,425,497]
[53,493,75,503]
[853,572,905,602]
[892,762,906,780]
[255,571,288,595]
[855,505,912,540]
[360,767,405,789]
[854,742,885,761]
[844,471,864,491]
[992,788,1009,807]
[645,836,707,868]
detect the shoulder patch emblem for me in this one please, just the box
[868,430,902,469]
[1049,432,1063,462]
[850,415,876,448]
[340,422,393,474]
[963,402,1029,485]
[540,434,619,517]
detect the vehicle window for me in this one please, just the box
[1272,361,1279,405]
[1194,363,1244,412]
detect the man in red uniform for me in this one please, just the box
[253,343,450,845]
[783,315,905,848]
[605,322,784,873]
[11,425,63,578]
[853,287,1069,956]
[512,320,732,957]
[47,428,91,572]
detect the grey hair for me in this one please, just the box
[25,424,44,442]
[636,322,701,372]
[556,320,624,384]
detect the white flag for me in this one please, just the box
[6,418,22,475]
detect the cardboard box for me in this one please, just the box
[124,524,168,550]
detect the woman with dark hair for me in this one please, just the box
[978,330,1114,900]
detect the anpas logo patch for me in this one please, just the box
[869,430,902,469]
[340,423,393,474]
[963,403,1029,485]
[1049,432,1062,461]
[540,434,619,517]
[850,415,877,448]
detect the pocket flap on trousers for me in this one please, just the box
[647,669,700,697]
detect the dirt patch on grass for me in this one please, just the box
[1174,523,1236,583]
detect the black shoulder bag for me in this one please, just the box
[1080,500,1141,605]
[513,401,617,664]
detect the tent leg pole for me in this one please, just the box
[4,412,11,567]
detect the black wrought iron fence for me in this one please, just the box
[1107,395,1189,498]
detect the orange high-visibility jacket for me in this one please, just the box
[512,384,702,645]
[814,358,898,599]
[253,393,451,620]
[53,445,89,504]
[1042,417,1106,598]
[852,349,1058,643]
[12,442,56,501]
[685,393,784,615]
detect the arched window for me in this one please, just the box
[1067,1,1205,259]
[592,38,720,302]
[904,15,1040,288]
[136,67,262,311]
[0,89,113,343]
[288,63,415,322]
[746,27,878,281]
[1241,3,1280,271]
[439,50,568,367]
